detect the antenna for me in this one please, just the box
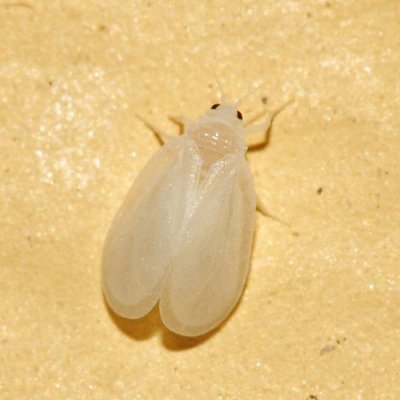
[211,66,227,102]
[234,83,261,107]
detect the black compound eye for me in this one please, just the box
[237,110,243,120]
[211,103,220,109]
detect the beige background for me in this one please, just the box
[1,1,399,399]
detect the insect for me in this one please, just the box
[102,92,286,337]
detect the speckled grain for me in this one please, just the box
[1,1,399,399]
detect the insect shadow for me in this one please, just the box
[104,296,219,349]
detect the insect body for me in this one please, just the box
[103,101,257,337]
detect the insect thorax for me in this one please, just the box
[186,121,246,174]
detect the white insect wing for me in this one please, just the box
[103,102,257,336]
[102,136,202,319]
[160,154,255,336]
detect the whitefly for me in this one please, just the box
[102,90,289,337]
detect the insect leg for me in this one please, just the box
[169,115,193,135]
[246,99,294,151]
[256,193,289,226]
[257,193,298,235]
[136,114,174,145]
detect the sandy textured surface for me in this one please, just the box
[1,1,399,399]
